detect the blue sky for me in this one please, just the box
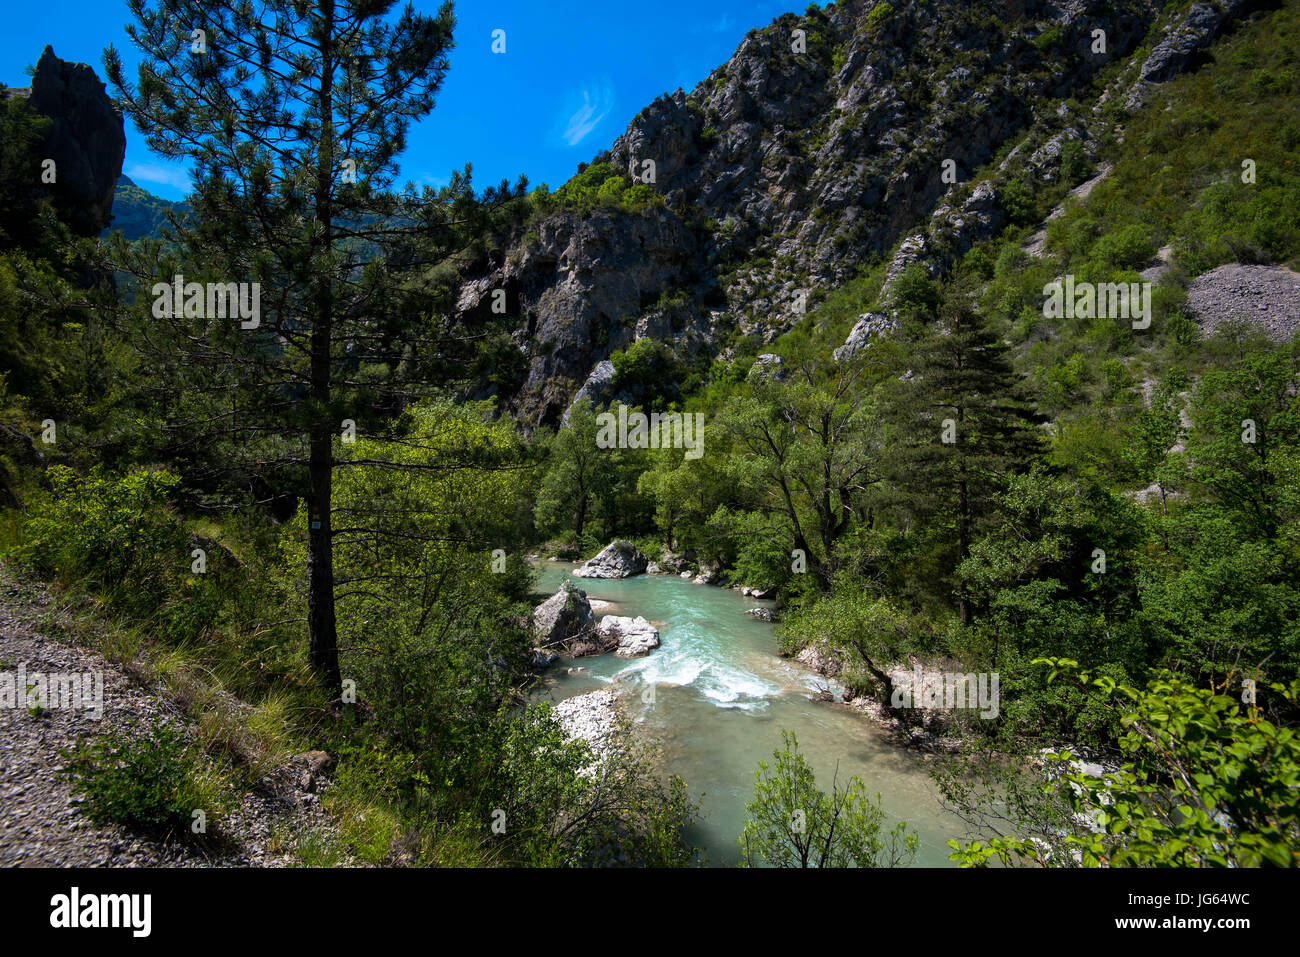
[1,0,803,201]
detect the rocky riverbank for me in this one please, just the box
[790,643,967,754]
[553,689,622,762]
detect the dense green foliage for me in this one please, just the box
[950,661,1300,868]
[0,92,51,252]
[529,161,662,218]
[2,0,1298,869]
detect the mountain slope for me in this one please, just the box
[456,0,1266,427]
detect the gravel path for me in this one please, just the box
[0,564,336,867]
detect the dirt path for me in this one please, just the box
[0,563,334,867]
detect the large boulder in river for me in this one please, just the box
[596,615,661,658]
[532,582,595,647]
[573,540,648,579]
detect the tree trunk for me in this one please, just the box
[307,2,341,690]
[957,475,971,625]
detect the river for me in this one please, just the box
[531,562,969,866]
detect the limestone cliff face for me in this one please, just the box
[456,0,1255,428]
[11,46,126,237]
[458,206,712,424]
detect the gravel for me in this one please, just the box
[1186,264,1300,342]
[0,565,339,867]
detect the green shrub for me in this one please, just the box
[890,262,941,314]
[21,466,186,613]
[1034,27,1062,53]
[534,162,664,217]
[63,721,232,838]
[1059,139,1089,185]
[740,731,918,867]
[18,466,252,646]
[609,338,680,406]
[1000,178,1037,226]
[865,2,894,34]
[1090,224,1156,271]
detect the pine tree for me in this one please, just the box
[887,295,1046,623]
[100,0,525,687]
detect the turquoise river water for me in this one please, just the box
[531,563,968,866]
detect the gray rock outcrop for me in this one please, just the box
[11,46,126,237]
[834,312,897,361]
[1127,0,1257,108]
[532,582,595,647]
[455,0,1228,427]
[573,541,649,579]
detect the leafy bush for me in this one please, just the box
[1089,223,1155,271]
[63,721,232,838]
[21,466,186,614]
[740,731,918,867]
[890,262,941,315]
[865,2,894,34]
[534,162,663,217]
[1034,27,1062,53]
[952,663,1300,867]
[609,338,681,408]
[1000,178,1037,226]
[18,465,239,644]
[1059,139,1089,185]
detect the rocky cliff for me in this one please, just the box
[456,0,1260,428]
[9,46,125,237]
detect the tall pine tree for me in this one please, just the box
[101,0,524,687]
[886,294,1045,623]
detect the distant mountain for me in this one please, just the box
[104,174,186,242]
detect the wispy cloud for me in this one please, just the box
[125,162,191,193]
[561,83,614,148]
